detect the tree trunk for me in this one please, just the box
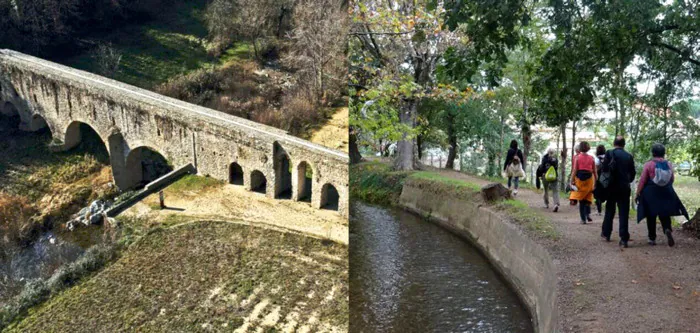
[498,114,504,170]
[560,122,568,192]
[445,114,457,169]
[417,134,423,161]
[571,120,577,163]
[349,126,363,164]
[521,99,531,182]
[394,99,417,170]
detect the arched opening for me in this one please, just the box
[321,183,339,211]
[273,142,292,199]
[250,170,267,194]
[63,121,109,164]
[0,102,20,132]
[229,162,244,185]
[125,146,173,189]
[30,114,49,132]
[296,162,312,202]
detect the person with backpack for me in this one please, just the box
[569,142,597,224]
[635,143,689,247]
[600,136,637,247]
[593,145,607,215]
[540,148,560,212]
[504,140,525,195]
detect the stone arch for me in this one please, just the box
[296,161,313,202]
[29,113,49,132]
[0,101,20,130]
[229,162,244,185]
[63,121,110,164]
[320,183,339,211]
[273,141,292,199]
[250,170,267,194]
[124,146,173,189]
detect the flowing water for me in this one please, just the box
[350,202,533,333]
[0,226,106,306]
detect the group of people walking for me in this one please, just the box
[505,136,689,248]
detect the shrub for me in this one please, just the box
[0,244,119,330]
[0,192,40,245]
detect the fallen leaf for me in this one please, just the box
[672,284,682,290]
[575,281,585,286]
[631,280,638,284]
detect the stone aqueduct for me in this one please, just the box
[0,50,349,217]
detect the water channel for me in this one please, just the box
[350,202,533,333]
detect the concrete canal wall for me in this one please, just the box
[398,180,559,333]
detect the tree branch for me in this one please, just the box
[651,42,700,67]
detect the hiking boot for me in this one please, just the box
[601,233,610,242]
[665,229,675,247]
[587,216,593,222]
[553,205,559,213]
[513,189,518,196]
[619,240,628,248]
[648,239,656,246]
[581,220,587,225]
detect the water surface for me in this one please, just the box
[350,202,533,333]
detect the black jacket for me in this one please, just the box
[504,148,525,171]
[602,148,636,194]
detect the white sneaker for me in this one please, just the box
[513,189,518,196]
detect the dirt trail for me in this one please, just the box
[307,107,348,152]
[126,182,348,244]
[433,168,700,333]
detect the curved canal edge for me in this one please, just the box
[398,179,559,333]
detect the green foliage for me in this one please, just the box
[349,162,411,206]
[496,199,560,240]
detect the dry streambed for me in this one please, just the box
[7,221,348,332]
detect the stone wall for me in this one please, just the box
[399,181,559,332]
[0,49,348,217]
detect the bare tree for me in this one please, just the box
[283,0,347,106]
[94,42,122,78]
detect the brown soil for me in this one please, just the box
[306,107,348,152]
[432,168,700,333]
[126,181,348,244]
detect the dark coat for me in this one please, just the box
[504,148,525,172]
[636,182,689,223]
[601,148,636,195]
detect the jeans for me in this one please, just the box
[595,199,603,214]
[602,189,631,241]
[579,200,591,222]
[646,215,672,241]
[508,177,520,189]
[543,180,560,207]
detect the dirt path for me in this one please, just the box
[433,169,700,333]
[307,107,348,152]
[126,182,348,244]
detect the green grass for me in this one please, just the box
[167,174,224,193]
[410,171,482,192]
[350,162,411,206]
[496,199,560,240]
[59,1,250,89]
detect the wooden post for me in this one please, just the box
[159,190,165,209]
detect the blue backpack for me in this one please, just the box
[652,161,673,187]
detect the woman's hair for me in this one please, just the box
[580,141,590,153]
[510,140,518,149]
[651,143,666,158]
[596,144,606,156]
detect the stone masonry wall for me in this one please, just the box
[0,50,348,217]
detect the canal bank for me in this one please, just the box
[352,161,700,332]
[350,162,558,332]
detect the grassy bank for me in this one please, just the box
[351,161,559,240]
[7,221,348,332]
